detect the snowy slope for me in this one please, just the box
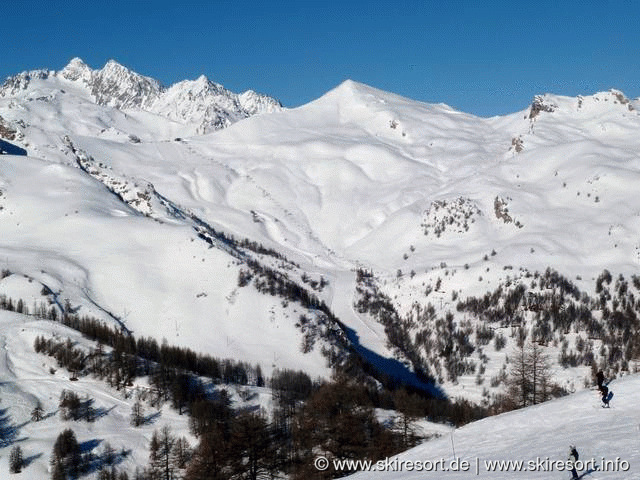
[0,309,193,478]
[348,373,640,479]
[0,155,331,378]
[1,60,640,402]
[0,309,273,479]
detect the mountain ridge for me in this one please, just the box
[0,58,283,133]
[1,60,640,406]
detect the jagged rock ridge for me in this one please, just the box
[1,57,282,133]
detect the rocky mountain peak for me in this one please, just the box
[0,69,50,96]
[238,89,283,116]
[1,58,282,132]
[89,59,163,110]
[60,57,92,82]
[151,74,282,133]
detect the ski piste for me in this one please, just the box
[346,375,639,480]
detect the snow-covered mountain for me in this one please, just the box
[0,58,282,134]
[1,60,640,406]
[2,58,640,479]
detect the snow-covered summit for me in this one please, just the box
[88,59,163,110]
[238,89,283,115]
[59,57,92,82]
[153,75,244,132]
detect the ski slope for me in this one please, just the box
[0,156,331,378]
[349,374,640,480]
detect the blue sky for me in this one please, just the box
[3,0,639,116]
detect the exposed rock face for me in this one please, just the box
[528,95,556,119]
[0,115,17,140]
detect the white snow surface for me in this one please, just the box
[349,373,640,479]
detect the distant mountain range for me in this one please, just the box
[0,58,282,133]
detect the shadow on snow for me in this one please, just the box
[342,324,446,398]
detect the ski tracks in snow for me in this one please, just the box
[0,319,42,421]
[184,142,346,265]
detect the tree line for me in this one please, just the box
[31,326,486,479]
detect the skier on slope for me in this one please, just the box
[596,370,612,407]
[567,445,579,480]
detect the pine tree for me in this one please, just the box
[98,467,117,480]
[528,341,552,404]
[102,442,116,467]
[148,426,175,480]
[31,399,45,422]
[188,393,233,437]
[255,364,265,387]
[170,436,192,471]
[170,372,191,415]
[133,467,147,480]
[507,340,554,407]
[507,342,531,408]
[9,445,23,473]
[51,428,81,479]
[51,458,66,480]
[393,388,423,447]
[85,400,96,423]
[98,466,128,480]
[230,412,275,480]
[148,430,161,479]
[184,429,232,480]
[130,400,144,427]
[59,390,82,421]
